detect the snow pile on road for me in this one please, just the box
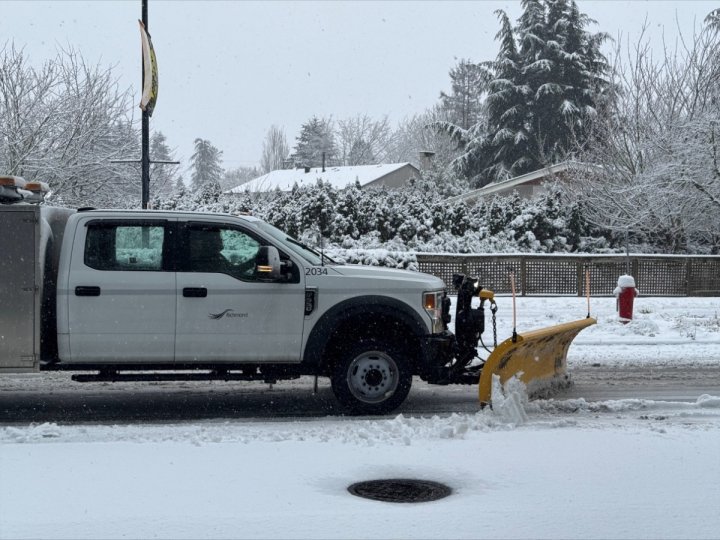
[490,375,529,425]
[697,393,720,408]
[0,411,513,447]
[530,395,720,415]
[2,422,63,443]
[604,315,661,336]
[3,391,719,448]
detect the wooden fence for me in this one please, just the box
[415,254,720,296]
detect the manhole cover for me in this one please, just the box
[348,479,452,503]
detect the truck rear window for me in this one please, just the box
[85,224,166,271]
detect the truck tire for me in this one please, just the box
[331,338,412,415]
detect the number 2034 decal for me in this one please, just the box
[305,267,329,276]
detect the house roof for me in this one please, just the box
[446,161,600,204]
[228,163,418,193]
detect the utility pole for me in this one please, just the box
[141,0,150,209]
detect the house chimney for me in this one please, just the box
[419,150,436,170]
[322,152,326,173]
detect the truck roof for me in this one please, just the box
[74,208,261,222]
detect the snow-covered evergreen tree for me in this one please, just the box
[190,138,223,198]
[291,116,337,168]
[332,184,363,239]
[440,59,490,130]
[706,8,720,31]
[434,0,608,186]
[528,0,609,162]
[174,176,186,194]
[298,180,337,238]
[484,9,534,180]
[493,0,610,170]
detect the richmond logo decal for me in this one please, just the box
[208,309,249,320]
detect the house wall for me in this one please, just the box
[366,165,418,189]
[474,171,572,201]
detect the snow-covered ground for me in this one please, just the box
[1,296,719,539]
[488,295,720,366]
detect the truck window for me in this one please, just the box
[85,224,166,271]
[186,225,261,279]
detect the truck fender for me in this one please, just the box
[302,295,428,371]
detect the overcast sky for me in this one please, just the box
[1,0,716,174]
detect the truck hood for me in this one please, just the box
[330,264,445,290]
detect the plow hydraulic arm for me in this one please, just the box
[452,273,495,369]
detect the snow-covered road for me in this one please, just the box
[1,365,720,423]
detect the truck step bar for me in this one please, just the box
[71,369,299,384]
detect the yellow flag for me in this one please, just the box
[138,20,158,116]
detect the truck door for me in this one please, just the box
[65,218,177,363]
[175,221,305,363]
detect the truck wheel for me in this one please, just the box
[331,339,412,415]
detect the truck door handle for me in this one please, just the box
[183,287,207,298]
[75,286,101,297]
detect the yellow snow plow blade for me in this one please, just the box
[478,317,597,405]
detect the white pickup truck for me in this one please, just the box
[1,201,474,414]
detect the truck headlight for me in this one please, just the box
[423,291,445,333]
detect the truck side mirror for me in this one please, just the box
[255,246,281,281]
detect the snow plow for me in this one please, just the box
[438,273,596,406]
[477,317,597,405]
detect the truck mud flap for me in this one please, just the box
[478,317,597,405]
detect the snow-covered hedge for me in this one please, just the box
[150,178,704,254]
[327,248,418,271]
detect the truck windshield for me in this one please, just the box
[255,221,337,266]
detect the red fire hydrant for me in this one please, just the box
[613,275,638,323]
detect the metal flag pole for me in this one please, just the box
[141,0,150,209]
[117,1,177,207]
